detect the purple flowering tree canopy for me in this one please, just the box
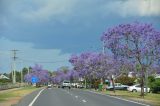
[101,22,160,72]
[24,64,50,84]
[69,52,120,80]
[101,22,160,96]
[51,68,80,84]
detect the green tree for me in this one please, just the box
[148,76,160,93]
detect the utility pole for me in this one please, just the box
[21,69,23,83]
[28,67,31,74]
[11,49,19,84]
[20,61,23,84]
[10,62,14,83]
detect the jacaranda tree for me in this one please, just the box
[24,64,50,84]
[52,68,79,84]
[101,22,160,96]
[69,52,120,89]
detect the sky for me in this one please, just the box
[0,0,160,73]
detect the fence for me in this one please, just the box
[0,83,24,90]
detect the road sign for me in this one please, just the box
[31,76,39,83]
[105,80,109,82]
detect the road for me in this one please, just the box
[17,88,149,106]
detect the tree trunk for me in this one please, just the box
[111,77,115,93]
[85,78,87,89]
[140,67,145,98]
[140,77,144,97]
[101,78,103,85]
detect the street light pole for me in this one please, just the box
[102,41,105,55]
[101,41,105,85]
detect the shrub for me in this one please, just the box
[0,79,11,84]
[115,76,136,86]
[149,78,160,93]
[148,76,160,93]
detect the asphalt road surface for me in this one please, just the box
[17,88,150,106]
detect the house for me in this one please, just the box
[0,74,10,80]
[155,74,160,79]
[128,72,137,78]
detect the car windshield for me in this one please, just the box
[64,81,70,83]
[118,84,121,86]
[135,85,141,87]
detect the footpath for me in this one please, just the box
[0,88,22,94]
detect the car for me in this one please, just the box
[71,83,78,88]
[71,83,84,88]
[62,80,71,89]
[127,84,150,92]
[77,84,84,88]
[106,83,128,90]
[58,85,61,88]
[47,84,52,89]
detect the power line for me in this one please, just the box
[18,58,68,63]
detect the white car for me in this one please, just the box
[106,83,128,90]
[47,84,52,88]
[77,84,84,88]
[62,80,71,89]
[127,84,150,92]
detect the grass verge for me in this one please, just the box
[96,90,160,106]
[0,86,39,106]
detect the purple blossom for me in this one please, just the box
[24,64,50,84]
[101,22,160,69]
[69,52,120,80]
[101,22,160,95]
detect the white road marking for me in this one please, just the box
[88,90,150,106]
[28,89,45,106]
[82,99,87,103]
[70,91,87,103]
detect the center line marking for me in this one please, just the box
[82,99,87,103]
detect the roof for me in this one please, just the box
[0,74,10,79]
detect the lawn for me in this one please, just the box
[103,90,160,106]
[0,86,39,106]
[0,92,14,101]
